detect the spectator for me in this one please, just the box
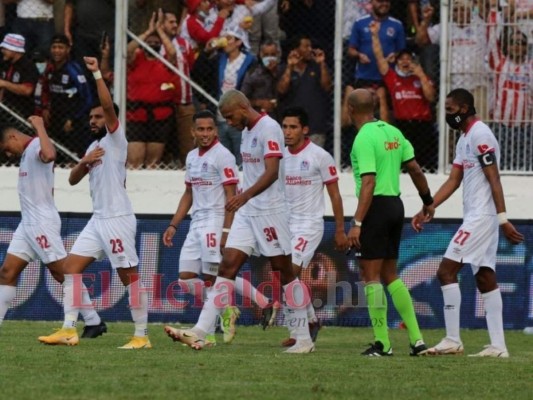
[129,0,182,35]
[38,34,94,162]
[416,1,489,118]
[277,34,332,148]
[126,11,177,169]
[370,20,437,171]
[181,0,228,52]
[347,0,406,88]
[191,25,256,165]
[64,0,115,64]
[243,0,279,54]
[488,25,533,171]
[241,39,281,119]
[9,0,54,57]
[0,33,39,118]
[160,9,197,168]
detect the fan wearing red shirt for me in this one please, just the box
[370,21,437,171]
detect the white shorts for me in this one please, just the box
[226,212,291,257]
[443,214,498,274]
[70,215,139,269]
[179,217,223,275]
[7,221,67,264]
[290,220,324,268]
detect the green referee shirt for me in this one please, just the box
[350,120,415,197]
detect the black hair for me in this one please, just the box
[289,34,311,51]
[90,100,120,116]
[281,106,309,127]
[192,109,217,124]
[0,125,12,143]
[447,88,475,109]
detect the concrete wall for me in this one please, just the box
[1,168,531,219]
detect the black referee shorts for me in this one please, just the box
[359,196,404,260]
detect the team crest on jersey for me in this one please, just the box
[13,72,20,83]
[300,160,310,171]
[201,162,208,172]
[466,144,470,154]
[386,27,395,37]
[251,137,257,148]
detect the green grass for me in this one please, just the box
[0,322,532,400]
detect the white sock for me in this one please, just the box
[78,283,101,326]
[306,302,317,323]
[179,278,205,301]
[127,282,148,337]
[0,285,17,325]
[205,286,216,336]
[283,279,309,340]
[482,288,507,350]
[441,283,461,343]
[235,276,269,308]
[62,275,79,329]
[193,276,234,337]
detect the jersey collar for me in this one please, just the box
[198,138,219,156]
[288,137,311,155]
[463,117,480,136]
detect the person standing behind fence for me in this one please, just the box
[126,10,177,169]
[0,116,106,339]
[10,0,54,57]
[487,22,533,171]
[347,88,432,357]
[0,33,39,118]
[412,88,524,358]
[369,21,437,172]
[39,56,151,349]
[160,9,197,169]
[277,34,332,149]
[39,34,94,163]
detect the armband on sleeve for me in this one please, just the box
[478,152,497,168]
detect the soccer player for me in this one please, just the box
[412,88,524,357]
[0,116,105,338]
[347,88,433,356]
[280,106,349,347]
[163,110,277,345]
[166,89,315,353]
[38,57,150,349]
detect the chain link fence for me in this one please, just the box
[0,0,531,174]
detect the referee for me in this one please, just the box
[347,88,434,356]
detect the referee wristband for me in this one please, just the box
[419,191,434,206]
[222,228,231,234]
[168,224,177,230]
[497,212,508,225]
[93,70,103,80]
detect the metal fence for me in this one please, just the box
[0,0,531,174]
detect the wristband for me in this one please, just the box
[93,70,103,80]
[497,212,508,225]
[222,228,231,233]
[168,224,177,230]
[419,191,434,206]
[350,219,362,228]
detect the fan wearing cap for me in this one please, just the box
[369,20,437,172]
[192,25,256,165]
[0,33,39,118]
[37,34,94,163]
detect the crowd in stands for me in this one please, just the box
[0,0,531,171]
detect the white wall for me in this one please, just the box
[1,167,531,219]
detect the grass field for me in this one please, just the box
[1,321,532,400]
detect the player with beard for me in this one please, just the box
[39,57,151,349]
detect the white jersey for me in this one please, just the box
[452,120,500,218]
[85,122,134,218]
[284,139,338,223]
[185,140,239,221]
[18,137,60,225]
[240,114,285,216]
